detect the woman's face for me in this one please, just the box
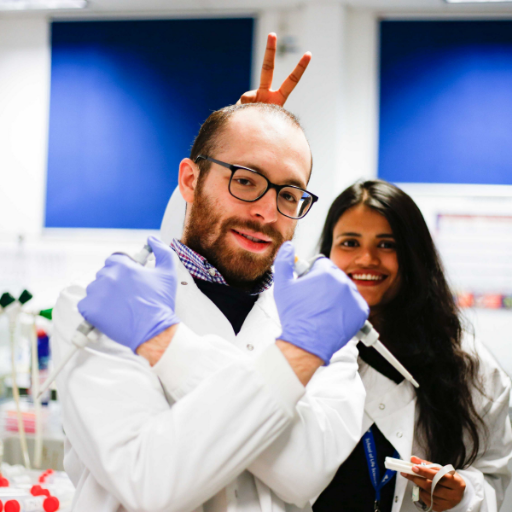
[329,204,401,308]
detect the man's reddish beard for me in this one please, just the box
[183,185,293,290]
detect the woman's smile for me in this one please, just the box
[329,204,400,308]
[348,270,388,286]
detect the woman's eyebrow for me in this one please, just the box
[335,232,395,240]
[335,232,361,239]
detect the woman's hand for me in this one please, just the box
[237,33,311,106]
[401,456,466,512]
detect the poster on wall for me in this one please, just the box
[435,214,512,309]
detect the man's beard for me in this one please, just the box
[183,187,293,290]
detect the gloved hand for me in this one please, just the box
[78,236,179,352]
[273,241,369,364]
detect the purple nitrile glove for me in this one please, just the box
[273,241,369,364]
[78,236,179,352]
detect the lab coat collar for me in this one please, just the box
[173,251,280,342]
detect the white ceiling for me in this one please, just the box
[81,0,512,15]
[2,0,512,18]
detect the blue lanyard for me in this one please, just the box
[362,427,399,511]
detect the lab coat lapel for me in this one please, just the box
[174,256,281,358]
[362,365,417,512]
[174,257,237,340]
[239,288,281,337]
[366,380,416,457]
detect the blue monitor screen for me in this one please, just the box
[46,18,253,229]
[378,20,512,185]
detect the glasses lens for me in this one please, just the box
[278,187,313,219]
[230,168,268,201]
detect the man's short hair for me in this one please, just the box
[189,103,308,175]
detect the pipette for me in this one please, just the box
[37,244,153,399]
[294,256,419,388]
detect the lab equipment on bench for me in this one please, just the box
[0,464,74,511]
[37,244,153,399]
[0,291,35,470]
[293,256,420,388]
[0,291,57,471]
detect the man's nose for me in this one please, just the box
[355,248,380,267]
[248,188,279,223]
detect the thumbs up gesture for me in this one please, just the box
[273,242,369,364]
[78,236,180,352]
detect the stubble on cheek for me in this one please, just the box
[183,188,294,288]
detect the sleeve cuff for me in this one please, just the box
[153,325,304,416]
[255,344,305,417]
[152,323,241,399]
[448,473,477,512]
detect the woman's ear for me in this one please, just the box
[179,158,200,204]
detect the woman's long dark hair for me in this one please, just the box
[320,180,485,468]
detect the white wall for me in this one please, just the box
[0,17,50,239]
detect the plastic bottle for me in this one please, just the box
[33,331,50,406]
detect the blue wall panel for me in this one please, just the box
[46,18,253,229]
[379,21,512,185]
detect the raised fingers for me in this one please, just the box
[259,33,277,90]
[278,52,312,101]
[238,90,258,104]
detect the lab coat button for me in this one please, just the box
[208,268,216,277]
[181,281,188,285]
[396,431,403,438]
[247,344,254,351]
[379,403,385,410]
[395,496,398,503]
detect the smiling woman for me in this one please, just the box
[329,203,400,308]
[313,180,512,512]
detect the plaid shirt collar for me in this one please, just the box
[170,238,273,295]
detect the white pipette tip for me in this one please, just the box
[373,339,420,389]
[37,346,79,399]
[358,322,420,388]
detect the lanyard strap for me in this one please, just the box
[363,427,399,508]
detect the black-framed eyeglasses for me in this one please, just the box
[195,155,318,220]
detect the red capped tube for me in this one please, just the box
[4,500,20,512]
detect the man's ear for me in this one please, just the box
[179,158,200,204]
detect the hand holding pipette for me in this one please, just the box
[294,254,419,388]
[274,242,369,364]
[77,237,178,352]
[37,241,155,399]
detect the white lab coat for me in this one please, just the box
[51,252,366,512]
[357,337,512,512]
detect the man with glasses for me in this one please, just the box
[52,36,369,512]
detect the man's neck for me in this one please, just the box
[171,238,273,295]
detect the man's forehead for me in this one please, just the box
[217,109,312,183]
[224,108,297,135]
